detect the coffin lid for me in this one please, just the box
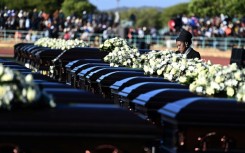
[37,81,72,89]
[0,103,161,139]
[85,67,142,80]
[65,58,103,69]
[22,72,56,82]
[96,71,145,86]
[110,76,166,91]
[57,47,108,60]
[71,63,109,74]
[65,59,80,69]
[36,48,63,57]
[25,45,42,53]
[118,82,188,98]
[14,42,33,50]
[77,65,110,77]
[158,97,245,125]
[43,88,107,104]
[132,88,195,108]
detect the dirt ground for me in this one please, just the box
[0,41,231,66]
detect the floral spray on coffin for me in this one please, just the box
[100,37,144,68]
[34,38,89,78]
[189,63,245,99]
[0,64,55,110]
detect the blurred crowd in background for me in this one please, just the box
[1,7,245,43]
[0,7,120,41]
[167,14,245,37]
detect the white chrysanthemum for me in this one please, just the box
[26,87,37,102]
[197,76,208,86]
[196,86,203,93]
[215,75,223,83]
[0,64,4,75]
[25,74,33,83]
[170,68,177,75]
[157,69,163,76]
[1,72,14,82]
[179,76,187,84]
[5,90,14,104]
[206,87,215,96]
[211,81,221,90]
[0,86,6,98]
[234,71,242,81]
[226,87,235,97]
[104,56,108,61]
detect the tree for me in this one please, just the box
[160,3,189,26]
[61,0,96,17]
[188,0,245,17]
[221,0,245,17]
[119,8,162,29]
[2,0,63,13]
[136,8,162,29]
[29,0,63,13]
[2,0,31,10]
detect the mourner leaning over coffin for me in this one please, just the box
[176,28,201,59]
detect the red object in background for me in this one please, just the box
[168,19,175,32]
[202,56,229,65]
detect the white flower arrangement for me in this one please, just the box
[104,47,141,68]
[236,82,245,102]
[0,64,55,110]
[189,63,245,99]
[101,37,142,68]
[99,37,134,52]
[100,37,245,102]
[34,38,89,50]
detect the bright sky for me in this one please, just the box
[89,0,190,11]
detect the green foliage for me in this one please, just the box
[61,0,96,17]
[30,0,63,13]
[119,8,163,28]
[2,0,63,13]
[2,0,29,10]
[160,3,189,26]
[188,0,245,17]
[188,0,222,17]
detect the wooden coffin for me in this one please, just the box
[34,48,63,73]
[69,63,109,88]
[85,67,143,95]
[21,72,57,82]
[42,88,109,104]
[158,97,244,153]
[37,81,72,90]
[110,76,169,105]
[118,82,189,110]
[56,47,108,82]
[26,47,50,69]
[77,65,112,90]
[132,88,200,125]
[14,43,34,63]
[65,59,104,85]
[0,104,161,153]
[96,71,145,99]
[22,46,49,66]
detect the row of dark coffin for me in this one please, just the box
[0,59,160,153]
[64,58,245,153]
[13,43,150,82]
[12,43,245,153]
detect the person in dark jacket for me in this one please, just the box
[176,28,201,59]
